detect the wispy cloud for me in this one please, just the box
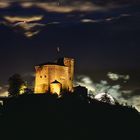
[107,72,130,81]
[2,15,62,37]
[24,30,40,38]
[4,15,43,23]
[75,75,96,93]
[0,85,8,97]
[81,19,101,23]
[20,1,105,13]
[0,0,139,12]
[3,15,45,37]
[0,2,10,8]
[75,74,140,111]
[75,75,122,98]
[81,14,131,24]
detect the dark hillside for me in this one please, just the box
[0,92,140,139]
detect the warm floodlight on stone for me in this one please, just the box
[34,57,74,94]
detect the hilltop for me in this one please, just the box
[0,92,140,139]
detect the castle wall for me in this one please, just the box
[34,66,49,93]
[34,65,69,93]
[63,58,74,91]
[34,57,74,94]
[47,65,69,90]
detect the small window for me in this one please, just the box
[44,75,47,78]
[40,76,42,78]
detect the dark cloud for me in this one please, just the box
[91,0,140,6]
[0,0,140,110]
[2,15,45,37]
[0,0,140,13]
[75,74,140,111]
[121,89,140,99]
[1,0,140,4]
[0,1,104,13]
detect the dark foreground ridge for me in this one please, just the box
[0,92,140,139]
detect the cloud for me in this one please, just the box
[0,0,137,38]
[90,0,140,6]
[0,2,10,8]
[0,0,139,12]
[75,75,96,92]
[14,22,44,30]
[4,15,43,23]
[105,14,131,22]
[14,22,45,37]
[3,15,45,37]
[120,89,140,112]
[75,75,121,97]
[2,0,140,5]
[75,74,140,111]
[20,1,105,13]
[24,30,40,38]
[81,19,101,23]
[107,72,130,81]
[2,15,62,37]
[75,75,122,100]
[0,85,8,97]
[81,14,131,24]
[0,91,8,97]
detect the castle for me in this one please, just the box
[34,57,74,95]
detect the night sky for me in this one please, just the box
[0,0,140,110]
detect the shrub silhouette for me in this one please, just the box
[8,74,25,96]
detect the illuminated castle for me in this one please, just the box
[34,57,74,95]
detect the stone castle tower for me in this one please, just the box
[34,57,74,95]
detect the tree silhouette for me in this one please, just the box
[8,74,25,96]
